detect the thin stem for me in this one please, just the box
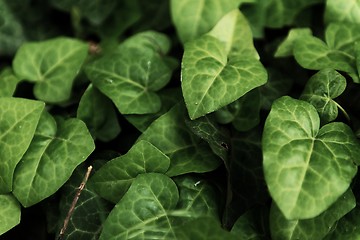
[57,166,93,240]
[334,101,350,122]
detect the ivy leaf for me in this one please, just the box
[182,9,267,119]
[274,28,312,57]
[270,189,356,240]
[170,0,241,43]
[99,173,179,240]
[325,0,360,24]
[0,194,21,235]
[138,104,221,176]
[77,84,121,142]
[58,165,112,240]
[89,140,170,203]
[0,97,44,193]
[300,69,347,124]
[0,68,20,97]
[324,206,360,239]
[262,96,360,219]
[85,31,175,114]
[12,37,88,103]
[12,111,95,207]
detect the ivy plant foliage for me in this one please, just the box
[0,97,44,193]
[12,37,88,103]
[0,194,20,235]
[262,96,360,219]
[12,110,95,207]
[0,68,20,97]
[86,31,176,115]
[181,9,267,119]
[324,0,360,24]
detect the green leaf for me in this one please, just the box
[99,173,179,240]
[262,96,360,219]
[325,0,360,24]
[138,104,221,176]
[300,69,347,124]
[12,111,95,207]
[170,0,241,43]
[174,217,238,240]
[85,31,175,114]
[0,68,20,97]
[77,84,120,142]
[270,189,356,240]
[182,10,267,119]
[89,140,170,203]
[0,97,44,193]
[13,37,88,103]
[0,194,21,235]
[0,0,25,56]
[274,28,312,57]
[58,165,112,240]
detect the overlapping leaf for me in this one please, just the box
[13,37,88,103]
[274,28,312,57]
[263,96,360,219]
[77,84,120,142]
[0,194,20,235]
[138,104,221,176]
[182,9,267,119]
[12,111,95,207]
[324,206,360,239]
[0,97,44,193]
[270,189,355,240]
[86,31,175,115]
[325,0,360,24]
[89,140,170,203]
[0,68,20,97]
[300,69,347,124]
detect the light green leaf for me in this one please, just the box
[324,206,360,239]
[99,173,179,240]
[89,140,170,203]
[85,31,175,114]
[325,0,360,24]
[170,0,241,43]
[0,68,20,97]
[0,0,25,56]
[13,37,88,103]
[182,10,267,119]
[300,69,347,124]
[58,165,112,240]
[12,111,95,207]
[0,97,44,193]
[174,217,238,240]
[138,104,221,176]
[77,84,120,142]
[270,189,356,240]
[275,28,312,57]
[325,23,360,55]
[0,194,21,235]
[262,96,360,219]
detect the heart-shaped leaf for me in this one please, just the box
[274,28,312,57]
[13,37,88,103]
[12,111,95,207]
[0,97,44,193]
[263,96,360,219]
[300,69,347,124]
[0,194,21,235]
[89,140,170,203]
[182,10,267,119]
[270,189,355,240]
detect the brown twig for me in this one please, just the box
[57,166,93,240]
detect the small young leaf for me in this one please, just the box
[0,97,44,193]
[263,96,360,219]
[89,140,170,203]
[77,84,121,142]
[13,37,88,103]
[300,69,347,124]
[182,10,267,119]
[274,28,312,57]
[170,0,240,43]
[99,173,179,240]
[12,111,95,207]
[0,194,21,235]
[270,189,356,240]
[0,68,20,97]
[138,104,221,176]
